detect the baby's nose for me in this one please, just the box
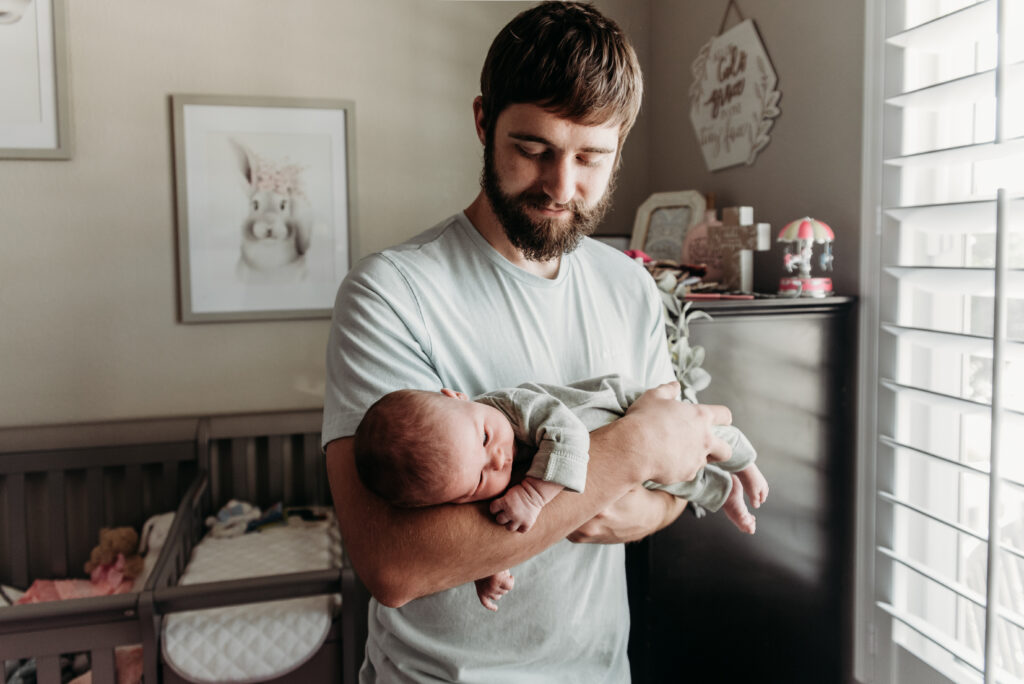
[492,449,509,470]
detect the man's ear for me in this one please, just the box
[472,96,487,146]
[441,388,469,401]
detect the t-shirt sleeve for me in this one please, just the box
[477,388,591,493]
[321,254,441,448]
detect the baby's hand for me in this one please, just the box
[490,483,545,533]
[475,570,514,612]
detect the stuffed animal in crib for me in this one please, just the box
[84,527,144,584]
[231,139,314,283]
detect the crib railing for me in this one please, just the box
[0,593,139,683]
[141,461,355,684]
[0,419,198,590]
[198,410,327,510]
[0,408,369,684]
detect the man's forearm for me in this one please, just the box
[568,486,687,544]
[326,422,645,607]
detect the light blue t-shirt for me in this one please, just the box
[323,213,674,683]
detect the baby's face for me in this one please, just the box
[432,390,516,504]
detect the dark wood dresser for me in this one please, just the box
[629,296,857,684]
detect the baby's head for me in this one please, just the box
[354,388,515,508]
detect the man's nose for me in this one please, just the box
[541,156,575,206]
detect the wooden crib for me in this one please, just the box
[0,409,368,684]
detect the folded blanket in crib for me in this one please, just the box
[162,507,341,683]
[15,575,133,604]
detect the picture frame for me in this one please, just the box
[629,191,706,262]
[0,0,72,159]
[171,94,356,323]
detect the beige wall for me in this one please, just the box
[1,1,863,428]
[0,0,651,427]
[648,0,865,295]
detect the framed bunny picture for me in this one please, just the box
[171,94,356,322]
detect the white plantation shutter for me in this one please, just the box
[862,0,1024,682]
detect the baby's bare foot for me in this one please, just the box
[736,464,769,509]
[475,570,515,612]
[723,474,756,534]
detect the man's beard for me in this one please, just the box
[481,140,615,262]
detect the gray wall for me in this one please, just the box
[0,0,863,429]
[648,0,865,295]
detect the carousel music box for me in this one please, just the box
[777,217,835,297]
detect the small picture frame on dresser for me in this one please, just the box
[629,191,706,262]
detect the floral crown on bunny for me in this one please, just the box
[250,152,307,199]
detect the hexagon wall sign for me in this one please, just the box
[689,18,781,172]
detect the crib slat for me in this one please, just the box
[281,434,296,505]
[268,435,284,504]
[303,433,324,504]
[124,463,143,526]
[208,439,222,508]
[48,471,68,578]
[162,459,179,510]
[91,646,116,683]
[86,467,104,533]
[232,438,249,504]
[247,438,259,503]
[8,472,28,588]
[35,655,62,684]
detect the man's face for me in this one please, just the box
[481,103,620,261]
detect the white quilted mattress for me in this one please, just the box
[162,511,342,683]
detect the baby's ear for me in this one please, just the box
[440,388,469,401]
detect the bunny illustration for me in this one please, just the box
[232,139,314,283]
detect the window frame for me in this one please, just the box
[856,2,1020,683]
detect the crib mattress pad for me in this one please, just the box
[162,512,341,683]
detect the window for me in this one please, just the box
[860,1,1024,682]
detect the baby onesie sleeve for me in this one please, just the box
[476,387,591,493]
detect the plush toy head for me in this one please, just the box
[84,526,145,579]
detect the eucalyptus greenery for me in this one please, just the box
[652,270,713,403]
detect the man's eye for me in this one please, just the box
[516,145,544,159]
[577,156,601,168]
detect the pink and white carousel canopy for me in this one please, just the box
[777,217,835,243]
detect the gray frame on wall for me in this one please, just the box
[0,0,73,160]
[172,94,357,323]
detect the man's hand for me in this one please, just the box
[568,381,733,544]
[623,381,733,485]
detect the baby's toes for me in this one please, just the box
[753,483,769,507]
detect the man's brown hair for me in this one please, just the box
[479,1,643,146]
[354,390,453,508]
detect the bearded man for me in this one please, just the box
[322,3,735,681]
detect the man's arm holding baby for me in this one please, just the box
[325,381,732,608]
[568,485,688,543]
